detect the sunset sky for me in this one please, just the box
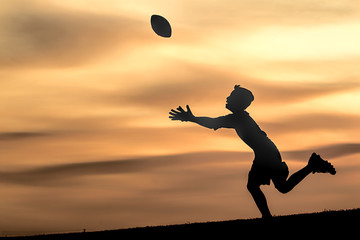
[1,0,360,236]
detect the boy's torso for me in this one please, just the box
[222,112,282,167]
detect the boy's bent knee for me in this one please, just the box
[274,183,290,194]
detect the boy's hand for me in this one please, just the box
[169,105,195,122]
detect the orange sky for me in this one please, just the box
[1,0,360,236]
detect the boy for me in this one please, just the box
[169,85,336,219]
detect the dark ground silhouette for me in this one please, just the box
[169,85,336,218]
[3,209,359,239]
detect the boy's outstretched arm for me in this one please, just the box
[169,105,223,130]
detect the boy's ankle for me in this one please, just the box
[261,214,273,223]
[262,213,272,219]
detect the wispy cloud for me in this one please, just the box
[0,151,249,186]
[181,0,360,30]
[282,143,360,160]
[1,143,359,186]
[0,2,150,68]
[261,113,360,134]
[0,132,52,141]
[107,63,360,108]
[248,80,360,104]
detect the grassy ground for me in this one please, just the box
[3,208,359,239]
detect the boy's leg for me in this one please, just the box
[273,153,336,194]
[247,179,272,219]
[273,165,312,194]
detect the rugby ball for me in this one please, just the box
[151,15,172,38]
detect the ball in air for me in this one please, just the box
[151,15,172,38]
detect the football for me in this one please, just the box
[151,15,172,38]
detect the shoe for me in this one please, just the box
[308,153,336,175]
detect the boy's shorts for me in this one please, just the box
[248,161,289,186]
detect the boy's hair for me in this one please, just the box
[230,85,254,111]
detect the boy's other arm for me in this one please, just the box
[169,105,229,130]
[192,116,224,130]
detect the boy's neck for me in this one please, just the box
[231,110,248,116]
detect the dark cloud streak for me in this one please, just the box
[282,143,360,160]
[0,152,251,186]
[1,143,359,186]
[0,132,52,141]
[250,80,360,104]
[260,113,360,134]
[109,64,360,108]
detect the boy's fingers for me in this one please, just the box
[186,105,191,112]
[170,109,180,114]
[177,106,185,113]
[169,112,177,116]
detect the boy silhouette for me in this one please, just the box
[169,85,336,219]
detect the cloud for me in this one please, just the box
[106,63,360,109]
[1,143,359,186]
[282,143,360,160]
[261,58,360,80]
[248,80,360,104]
[2,0,359,69]
[0,132,52,141]
[0,151,250,186]
[113,68,236,108]
[180,0,360,30]
[260,113,360,134]
[0,2,150,68]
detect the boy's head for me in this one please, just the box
[226,85,254,113]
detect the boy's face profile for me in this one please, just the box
[226,86,254,113]
[226,91,244,113]
[226,91,236,111]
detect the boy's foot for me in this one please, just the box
[308,153,336,175]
